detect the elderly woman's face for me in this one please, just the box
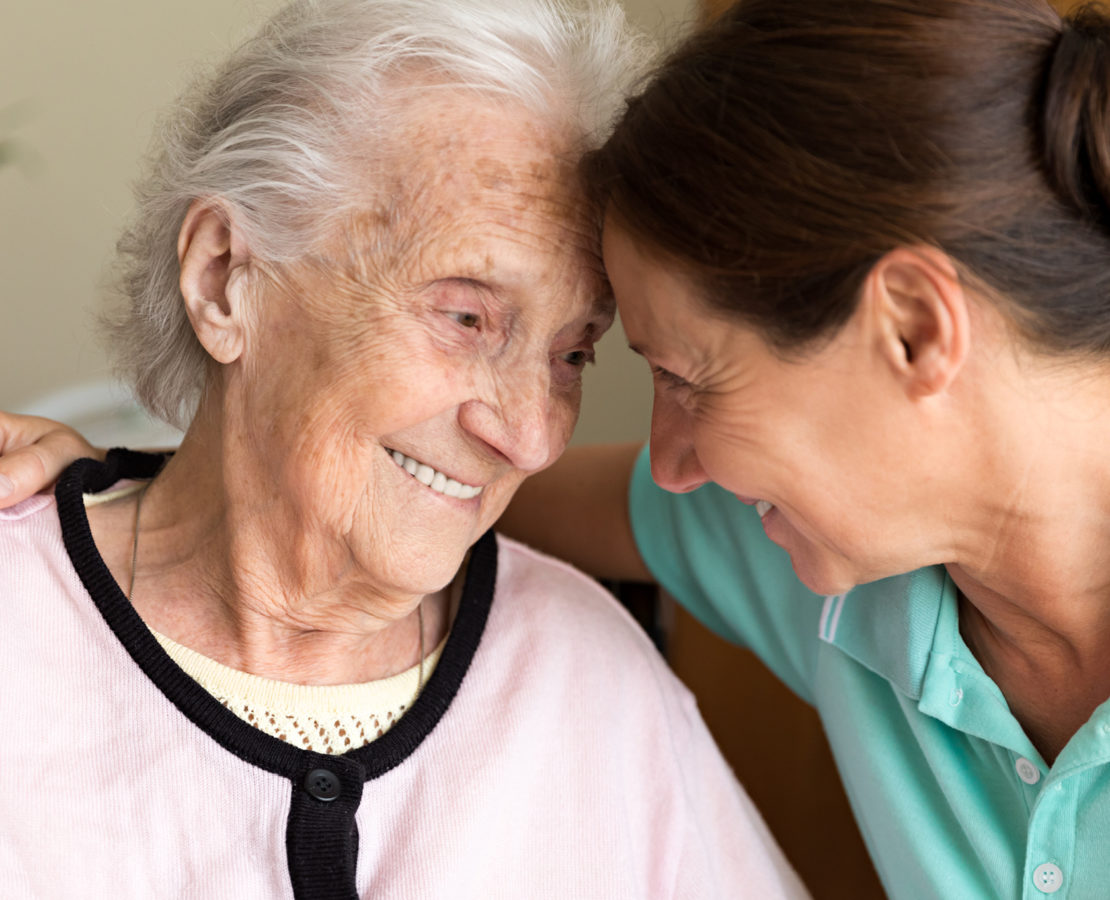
[237,96,612,598]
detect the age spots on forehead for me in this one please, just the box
[473,157,514,192]
[324,91,594,287]
[469,145,566,190]
[399,99,565,188]
[468,153,582,228]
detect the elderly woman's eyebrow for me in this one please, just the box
[558,292,614,332]
[588,293,617,329]
[555,295,614,347]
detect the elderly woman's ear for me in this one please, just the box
[177,199,253,365]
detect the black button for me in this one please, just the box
[304,768,341,802]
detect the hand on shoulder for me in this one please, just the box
[0,412,100,508]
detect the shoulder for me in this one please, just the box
[491,533,683,688]
[474,538,808,899]
[494,533,623,603]
[485,535,718,789]
[0,492,71,607]
[0,492,60,556]
[0,492,56,524]
[494,533,657,639]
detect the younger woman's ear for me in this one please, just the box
[177,199,252,364]
[863,246,970,398]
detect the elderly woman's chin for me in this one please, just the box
[351,527,479,602]
[256,470,508,609]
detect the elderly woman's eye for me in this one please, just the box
[560,349,594,367]
[446,311,481,328]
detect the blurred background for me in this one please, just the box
[10,3,1083,898]
[0,0,693,446]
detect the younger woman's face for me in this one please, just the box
[604,219,925,595]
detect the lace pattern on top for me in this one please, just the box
[154,629,445,752]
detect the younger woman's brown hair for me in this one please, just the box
[587,0,1110,355]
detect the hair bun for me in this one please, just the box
[1043,4,1110,224]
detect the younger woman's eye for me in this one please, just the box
[446,311,481,328]
[651,365,689,389]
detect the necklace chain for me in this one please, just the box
[126,483,147,604]
[127,482,426,700]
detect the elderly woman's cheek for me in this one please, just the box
[548,383,582,463]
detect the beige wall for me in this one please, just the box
[576,0,695,445]
[0,0,693,445]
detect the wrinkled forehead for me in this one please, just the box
[351,92,605,295]
[391,88,582,189]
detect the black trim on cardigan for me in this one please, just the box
[55,449,497,899]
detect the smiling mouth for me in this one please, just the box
[755,500,775,519]
[386,448,484,500]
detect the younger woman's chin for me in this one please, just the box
[788,555,862,598]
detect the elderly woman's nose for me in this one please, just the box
[649,392,707,494]
[458,371,554,472]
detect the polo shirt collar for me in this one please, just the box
[818,564,1040,759]
[817,565,949,702]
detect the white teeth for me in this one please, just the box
[386,448,483,500]
[755,500,774,519]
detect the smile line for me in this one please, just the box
[385,448,483,500]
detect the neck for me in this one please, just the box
[952,572,1110,764]
[946,377,1110,636]
[940,358,1110,759]
[88,405,453,685]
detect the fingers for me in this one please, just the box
[0,413,101,509]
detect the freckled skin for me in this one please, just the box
[243,95,611,600]
[92,93,614,684]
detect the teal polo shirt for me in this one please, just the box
[629,448,1110,899]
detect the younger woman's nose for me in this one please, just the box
[648,393,707,494]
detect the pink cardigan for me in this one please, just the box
[0,451,807,899]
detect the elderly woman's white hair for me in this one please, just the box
[108,0,650,428]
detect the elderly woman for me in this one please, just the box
[0,1,810,898]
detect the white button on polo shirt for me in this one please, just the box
[1015,757,1041,785]
[1033,862,1063,893]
